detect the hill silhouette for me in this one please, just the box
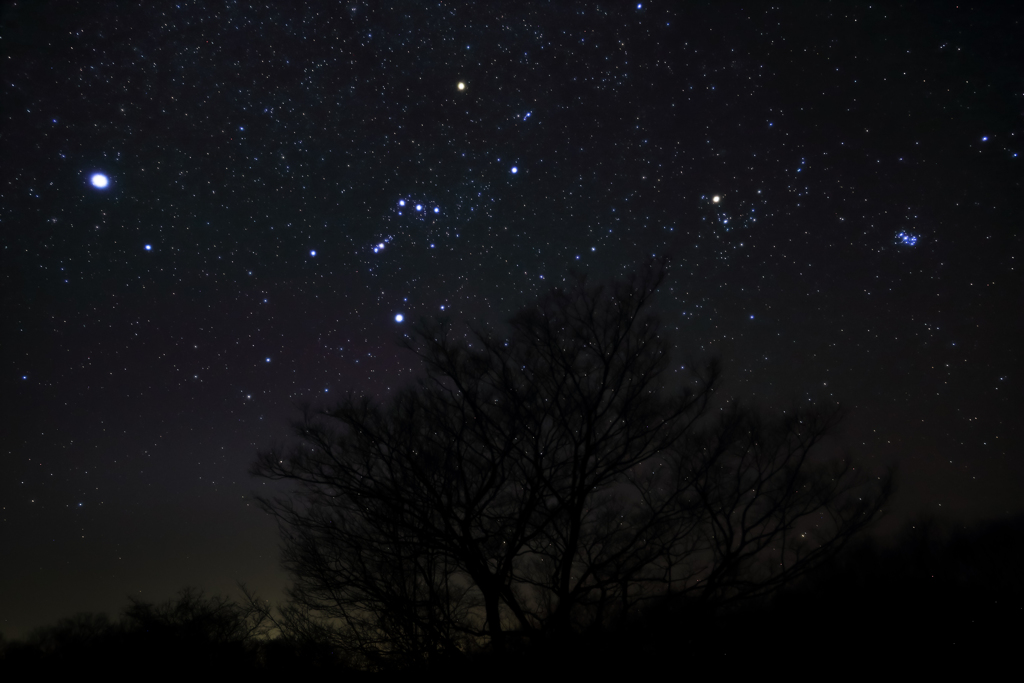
[4,515,1020,677]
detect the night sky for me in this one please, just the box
[2,1,1021,639]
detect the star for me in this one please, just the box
[457,82,466,90]
[395,313,404,322]
[91,173,109,189]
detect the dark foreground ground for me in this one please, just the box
[3,516,1021,679]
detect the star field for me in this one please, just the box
[1,1,1021,638]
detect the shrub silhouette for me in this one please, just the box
[0,588,356,676]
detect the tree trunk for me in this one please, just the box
[484,588,505,653]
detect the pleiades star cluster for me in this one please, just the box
[1,1,1020,638]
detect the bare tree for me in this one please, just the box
[652,403,893,608]
[253,260,889,662]
[252,394,476,667]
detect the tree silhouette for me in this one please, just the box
[253,260,890,664]
[0,589,277,675]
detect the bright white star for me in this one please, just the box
[91,173,108,188]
